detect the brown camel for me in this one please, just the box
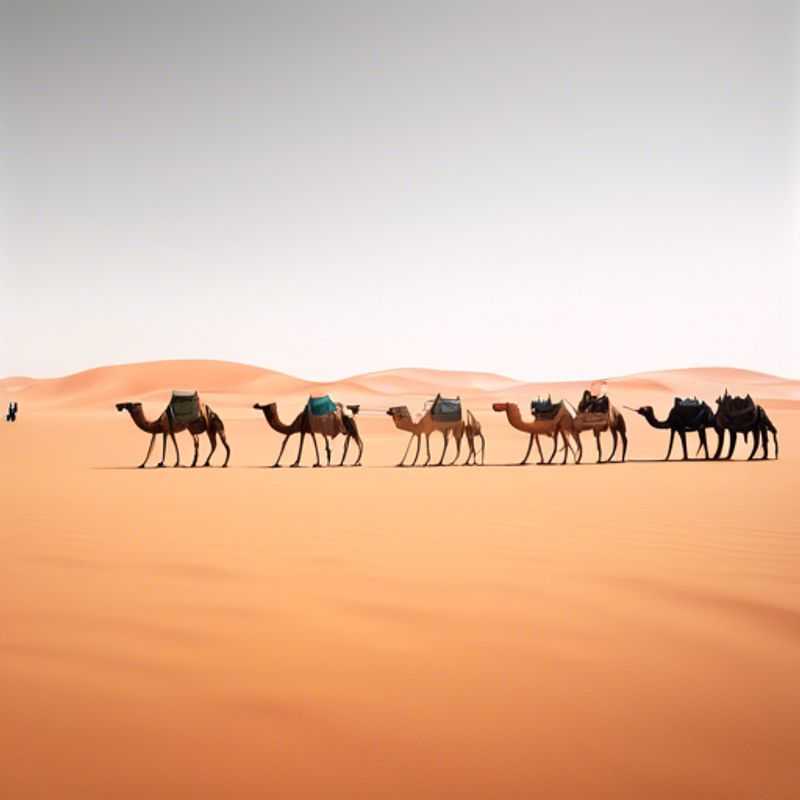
[571,390,627,463]
[115,398,230,468]
[492,401,581,465]
[386,404,467,467]
[253,399,363,467]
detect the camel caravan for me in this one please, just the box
[114,385,778,468]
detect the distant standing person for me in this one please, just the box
[6,401,18,422]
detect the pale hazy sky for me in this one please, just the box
[2,2,797,381]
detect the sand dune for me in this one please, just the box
[3,360,797,413]
[1,361,798,798]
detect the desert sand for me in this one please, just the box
[1,361,799,799]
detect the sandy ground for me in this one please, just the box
[1,362,799,799]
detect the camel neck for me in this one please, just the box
[264,406,297,435]
[128,406,161,434]
[642,409,670,429]
[504,404,534,433]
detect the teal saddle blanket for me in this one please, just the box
[307,395,337,416]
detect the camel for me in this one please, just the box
[253,399,363,467]
[631,398,719,460]
[712,391,778,460]
[492,400,581,465]
[463,410,486,466]
[115,397,230,468]
[571,391,627,463]
[386,402,467,467]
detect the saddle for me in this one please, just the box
[531,397,561,420]
[676,396,702,408]
[430,394,462,422]
[168,391,201,425]
[719,394,757,424]
[578,393,609,414]
[307,395,338,417]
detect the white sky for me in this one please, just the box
[2,2,797,381]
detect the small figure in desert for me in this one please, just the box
[115,391,230,468]
[253,396,363,467]
[631,397,719,460]
[6,401,18,422]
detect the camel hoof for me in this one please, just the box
[157,463,165,468]
[272,464,282,469]
[138,464,146,469]
[290,464,300,469]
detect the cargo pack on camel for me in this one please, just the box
[429,394,462,423]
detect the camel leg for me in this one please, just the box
[479,433,486,465]
[204,429,217,466]
[561,431,569,465]
[411,435,422,466]
[169,431,180,467]
[323,435,332,466]
[340,436,350,466]
[157,433,168,467]
[291,432,306,467]
[437,431,449,466]
[713,429,725,460]
[547,433,558,464]
[190,434,199,467]
[748,427,760,460]
[665,429,675,461]
[448,431,462,466]
[354,435,364,466]
[725,431,737,460]
[698,428,709,459]
[139,433,157,468]
[607,429,618,463]
[311,433,322,467]
[423,434,432,466]
[520,434,535,465]
[678,429,688,460]
[595,431,602,463]
[573,433,583,464]
[534,436,545,465]
[761,426,770,460]
[621,430,628,462]
[398,434,415,467]
[219,429,230,468]
[273,434,291,468]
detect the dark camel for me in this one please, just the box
[254,402,363,467]
[115,400,230,468]
[632,398,719,460]
[712,391,778,460]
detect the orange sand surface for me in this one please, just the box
[1,362,799,799]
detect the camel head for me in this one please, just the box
[253,402,277,412]
[492,403,509,413]
[115,402,141,413]
[635,406,652,417]
[386,406,410,421]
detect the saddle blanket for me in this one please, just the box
[431,396,462,422]
[308,395,337,416]
[169,391,201,424]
